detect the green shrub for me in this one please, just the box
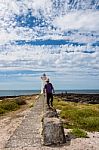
[61,108,99,131]
[0,108,6,114]
[60,109,78,120]
[0,101,19,111]
[0,100,19,114]
[57,101,67,106]
[70,128,88,138]
[54,98,99,131]
[80,117,99,131]
[62,104,75,111]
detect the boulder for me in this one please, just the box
[44,109,58,118]
[42,117,66,146]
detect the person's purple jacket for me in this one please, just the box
[44,83,54,94]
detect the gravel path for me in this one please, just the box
[5,96,44,150]
[3,96,99,150]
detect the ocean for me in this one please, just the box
[0,90,99,97]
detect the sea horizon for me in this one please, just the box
[0,89,99,97]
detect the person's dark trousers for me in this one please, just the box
[46,93,53,107]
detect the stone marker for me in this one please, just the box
[44,108,58,118]
[42,116,66,146]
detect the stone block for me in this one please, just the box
[42,117,66,146]
[44,109,58,118]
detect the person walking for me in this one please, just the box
[43,78,55,108]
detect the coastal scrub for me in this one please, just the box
[53,97,99,132]
[0,95,37,115]
[0,100,19,114]
[69,128,88,138]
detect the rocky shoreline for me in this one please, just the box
[55,93,99,104]
[1,93,99,104]
[0,94,38,100]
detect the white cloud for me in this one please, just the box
[0,1,99,45]
[0,44,99,76]
[53,10,99,31]
[0,0,99,89]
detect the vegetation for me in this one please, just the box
[53,98,99,132]
[69,128,88,138]
[0,95,37,116]
[0,95,35,116]
[0,100,20,115]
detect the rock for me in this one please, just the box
[42,117,66,146]
[88,101,99,104]
[44,109,58,118]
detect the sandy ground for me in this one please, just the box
[0,95,39,150]
[0,108,31,149]
[63,129,99,150]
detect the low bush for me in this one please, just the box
[80,117,99,131]
[70,128,88,138]
[54,98,99,131]
[0,108,6,115]
[0,100,19,115]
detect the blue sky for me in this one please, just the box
[0,0,99,90]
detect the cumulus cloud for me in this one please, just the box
[0,44,99,75]
[53,10,99,31]
[0,1,99,44]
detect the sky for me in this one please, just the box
[0,0,99,90]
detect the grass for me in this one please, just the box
[0,95,37,116]
[53,98,99,132]
[0,100,20,115]
[69,128,88,138]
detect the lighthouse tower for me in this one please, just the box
[41,73,48,94]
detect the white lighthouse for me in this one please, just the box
[41,73,48,94]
